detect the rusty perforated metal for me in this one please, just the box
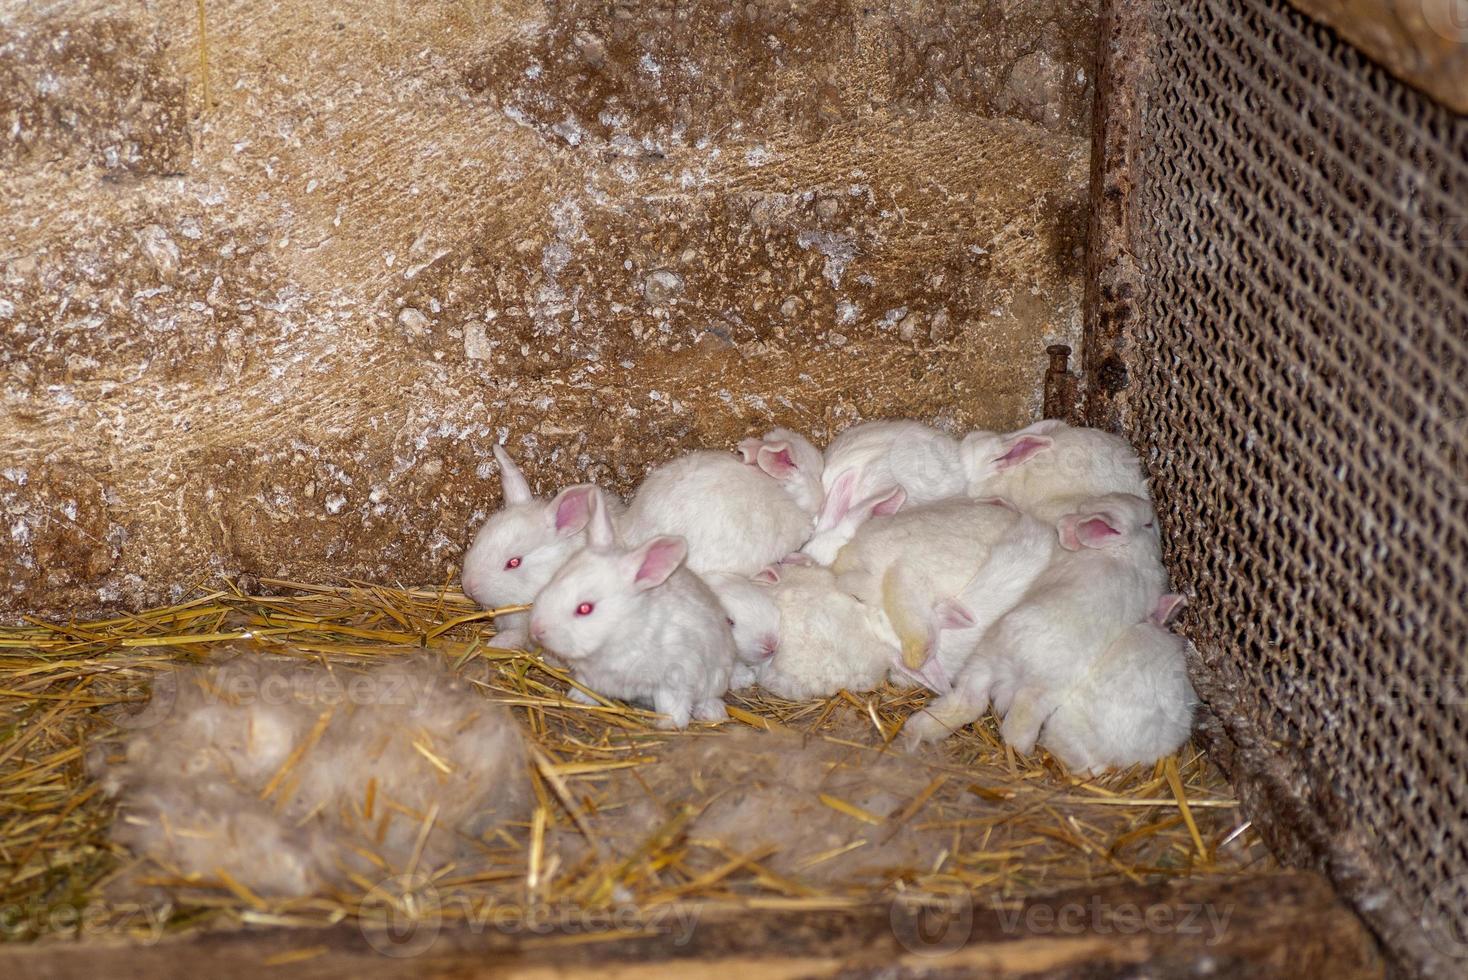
[1089,0,1468,976]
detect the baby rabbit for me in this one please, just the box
[704,571,783,689]
[960,420,1149,522]
[621,442,821,577]
[1038,596,1197,773]
[821,419,966,506]
[802,421,966,562]
[751,563,897,700]
[830,497,1030,687]
[906,510,1059,689]
[528,490,734,729]
[737,426,826,515]
[904,493,1167,749]
[461,445,620,649]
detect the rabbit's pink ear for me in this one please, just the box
[756,442,797,480]
[631,536,687,591]
[737,437,764,464]
[814,470,857,531]
[753,565,782,585]
[993,434,1052,471]
[867,485,906,518]
[934,597,976,630]
[1058,513,1121,551]
[551,485,597,537]
[1151,593,1187,626]
[493,444,533,504]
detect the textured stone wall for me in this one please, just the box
[1,0,1097,619]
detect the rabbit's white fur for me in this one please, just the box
[916,510,1059,684]
[754,564,897,700]
[961,420,1148,523]
[1039,621,1197,774]
[621,450,817,576]
[831,497,1028,677]
[530,491,734,729]
[461,445,623,650]
[905,493,1167,749]
[821,419,966,506]
[705,571,782,688]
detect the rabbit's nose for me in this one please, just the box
[759,635,780,659]
[529,621,546,644]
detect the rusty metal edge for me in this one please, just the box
[1083,3,1463,977]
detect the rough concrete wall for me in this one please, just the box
[1,0,1097,619]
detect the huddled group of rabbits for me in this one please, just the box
[460,419,1197,774]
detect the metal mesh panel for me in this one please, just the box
[1114,0,1468,972]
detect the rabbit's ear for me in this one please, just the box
[586,491,615,548]
[814,470,858,532]
[1058,514,1121,551]
[993,434,1053,471]
[933,597,976,630]
[1151,593,1187,626]
[755,442,797,480]
[493,444,533,504]
[550,485,597,537]
[628,536,687,591]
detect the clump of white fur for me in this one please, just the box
[91,651,530,898]
[590,732,945,883]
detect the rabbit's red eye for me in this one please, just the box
[575,602,594,616]
[505,556,522,569]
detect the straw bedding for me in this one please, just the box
[0,580,1271,944]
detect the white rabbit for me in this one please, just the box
[821,419,966,507]
[704,571,782,689]
[830,497,1029,689]
[737,426,826,515]
[802,421,967,564]
[800,481,907,565]
[960,420,1149,522]
[752,563,897,700]
[528,490,734,729]
[620,448,819,577]
[461,445,624,650]
[906,510,1059,688]
[1038,596,1197,774]
[904,493,1167,749]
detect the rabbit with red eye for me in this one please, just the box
[960,419,1149,522]
[460,445,624,651]
[621,434,823,577]
[903,493,1167,750]
[704,571,782,689]
[529,489,735,729]
[1037,594,1197,774]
